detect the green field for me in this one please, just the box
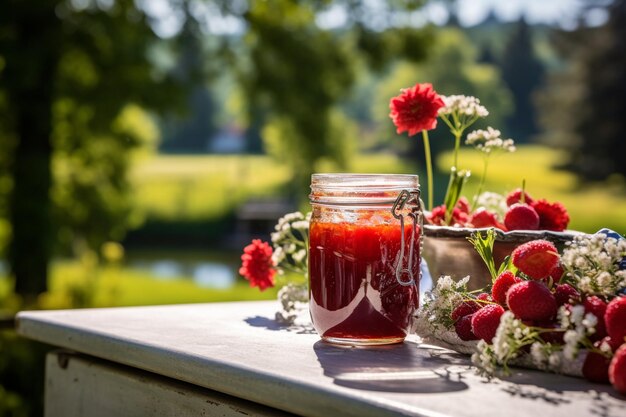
[0,262,281,312]
[438,145,626,233]
[133,148,625,233]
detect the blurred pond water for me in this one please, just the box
[125,249,241,289]
[0,250,242,290]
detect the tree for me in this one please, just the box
[0,0,190,298]
[538,0,626,181]
[500,19,545,143]
[234,0,432,198]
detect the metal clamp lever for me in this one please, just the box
[391,189,421,287]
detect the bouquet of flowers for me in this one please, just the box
[414,228,626,395]
[238,211,310,323]
[389,83,570,232]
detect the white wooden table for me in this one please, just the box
[16,301,626,417]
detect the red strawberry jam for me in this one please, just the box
[309,219,420,345]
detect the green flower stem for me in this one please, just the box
[472,155,490,211]
[453,133,461,169]
[422,129,434,211]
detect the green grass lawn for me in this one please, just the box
[0,261,283,312]
[133,148,625,233]
[438,145,626,233]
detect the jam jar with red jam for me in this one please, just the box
[308,174,422,346]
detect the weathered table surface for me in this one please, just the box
[16,301,626,417]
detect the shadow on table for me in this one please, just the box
[497,371,626,417]
[244,315,316,335]
[314,340,470,393]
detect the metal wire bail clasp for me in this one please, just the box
[391,189,421,287]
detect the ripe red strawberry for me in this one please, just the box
[507,281,557,321]
[451,300,480,322]
[548,264,565,283]
[477,292,493,302]
[511,240,559,279]
[609,344,626,395]
[454,314,478,341]
[583,350,611,383]
[554,283,581,307]
[506,188,534,206]
[471,304,505,343]
[531,199,570,232]
[504,203,540,231]
[469,208,505,230]
[492,271,522,306]
[584,296,608,340]
[605,297,626,345]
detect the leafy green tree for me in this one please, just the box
[234,0,432,198]
[539,0,626,181]
[0,0,189,298]
[500,19,545,143]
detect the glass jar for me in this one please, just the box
[308,174,423,346]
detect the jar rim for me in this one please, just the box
[311,173,418,188]
[310,173,420,206]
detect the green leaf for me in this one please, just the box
[467,229,498,282]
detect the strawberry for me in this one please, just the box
[477,292,493,302]
[554,283,581,307]
[507,281,557,321]
[504,203,540,231]
[531,199,570,232]
[605,297,626,344]
[451,300,480,322]
[609,344,626,395]
[454,314,478,341]
[492,271,522,306]
[548,264,565,283]
[584,296,608,340]
[583,350,611,383]
[468,208,505,230]
[506,188,534,206]
[511,240,559,279]
[471,304,505,343]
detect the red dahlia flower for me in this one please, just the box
[239,239,276,291]
[531,199,570,232]
[389,83,444,136]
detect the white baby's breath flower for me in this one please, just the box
[292,220,309,230]
[271,246,286,265]
[475,191,508,218]
[438,95,489,118]
[466,127,516,154]
[561,233,626,296]
[292,249,306,263]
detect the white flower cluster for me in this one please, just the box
[270,211,311,274]
[438,95,489,118]
[561,233,626,296]
[275,283,309,324]
[558,304,598,360]
[465,127,516,154]
[475,191,508,218]
[418,275,469,331]
[472,311,531,374]
[530,342,563,371]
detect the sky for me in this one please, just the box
[141,0,608,38]
[449,0,608,28]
